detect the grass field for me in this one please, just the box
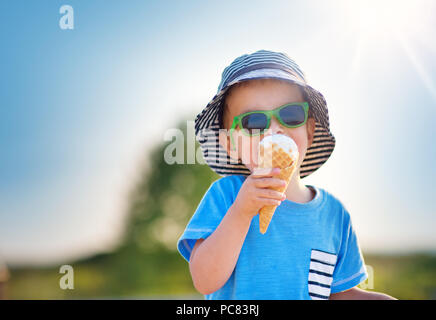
[4,250,436,300]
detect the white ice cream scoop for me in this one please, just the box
[258,134,299,165]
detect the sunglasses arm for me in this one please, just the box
[229,128,237,152]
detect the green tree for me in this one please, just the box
[8,117,221,299]
[120,118,220,254]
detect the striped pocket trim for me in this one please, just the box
[308,249,337,300]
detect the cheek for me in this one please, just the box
[239,135,261,169]
[285,127,309,162]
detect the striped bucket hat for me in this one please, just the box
[195,49,335,178]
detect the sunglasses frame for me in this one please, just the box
[229,102,309,151]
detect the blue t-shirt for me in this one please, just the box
[177,175,368,300]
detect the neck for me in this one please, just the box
[284,171,314,204]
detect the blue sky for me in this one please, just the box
[1,0,435,265]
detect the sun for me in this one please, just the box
[341,0,436,100]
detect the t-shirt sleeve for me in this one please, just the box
[330,207,368,294]
[177,178,235,262]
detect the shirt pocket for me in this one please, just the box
[308,249,337,300]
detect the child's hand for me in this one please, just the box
[232,168,287,221]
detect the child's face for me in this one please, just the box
[220,79,316,173]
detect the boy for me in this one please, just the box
[177,50,395,300]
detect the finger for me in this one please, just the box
[257,188,285,200]
[251,167,281,177]
[256,197,282,207]
[253,177,287,189]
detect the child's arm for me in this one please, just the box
[189,168,287,295]
[329,287,397,300]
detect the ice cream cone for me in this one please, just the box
[257,135,299,234]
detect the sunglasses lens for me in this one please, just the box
[279,105,306,126]
[241,113,268,134]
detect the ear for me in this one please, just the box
[306,117,316,147]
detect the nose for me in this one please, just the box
[264,116,284,136]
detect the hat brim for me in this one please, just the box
[195,69,335,178]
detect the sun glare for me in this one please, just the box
[341,0,436,100]
[344,0,427,37]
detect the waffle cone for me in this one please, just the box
[258,143,298,234]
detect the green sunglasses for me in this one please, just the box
[229,102,309,151]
